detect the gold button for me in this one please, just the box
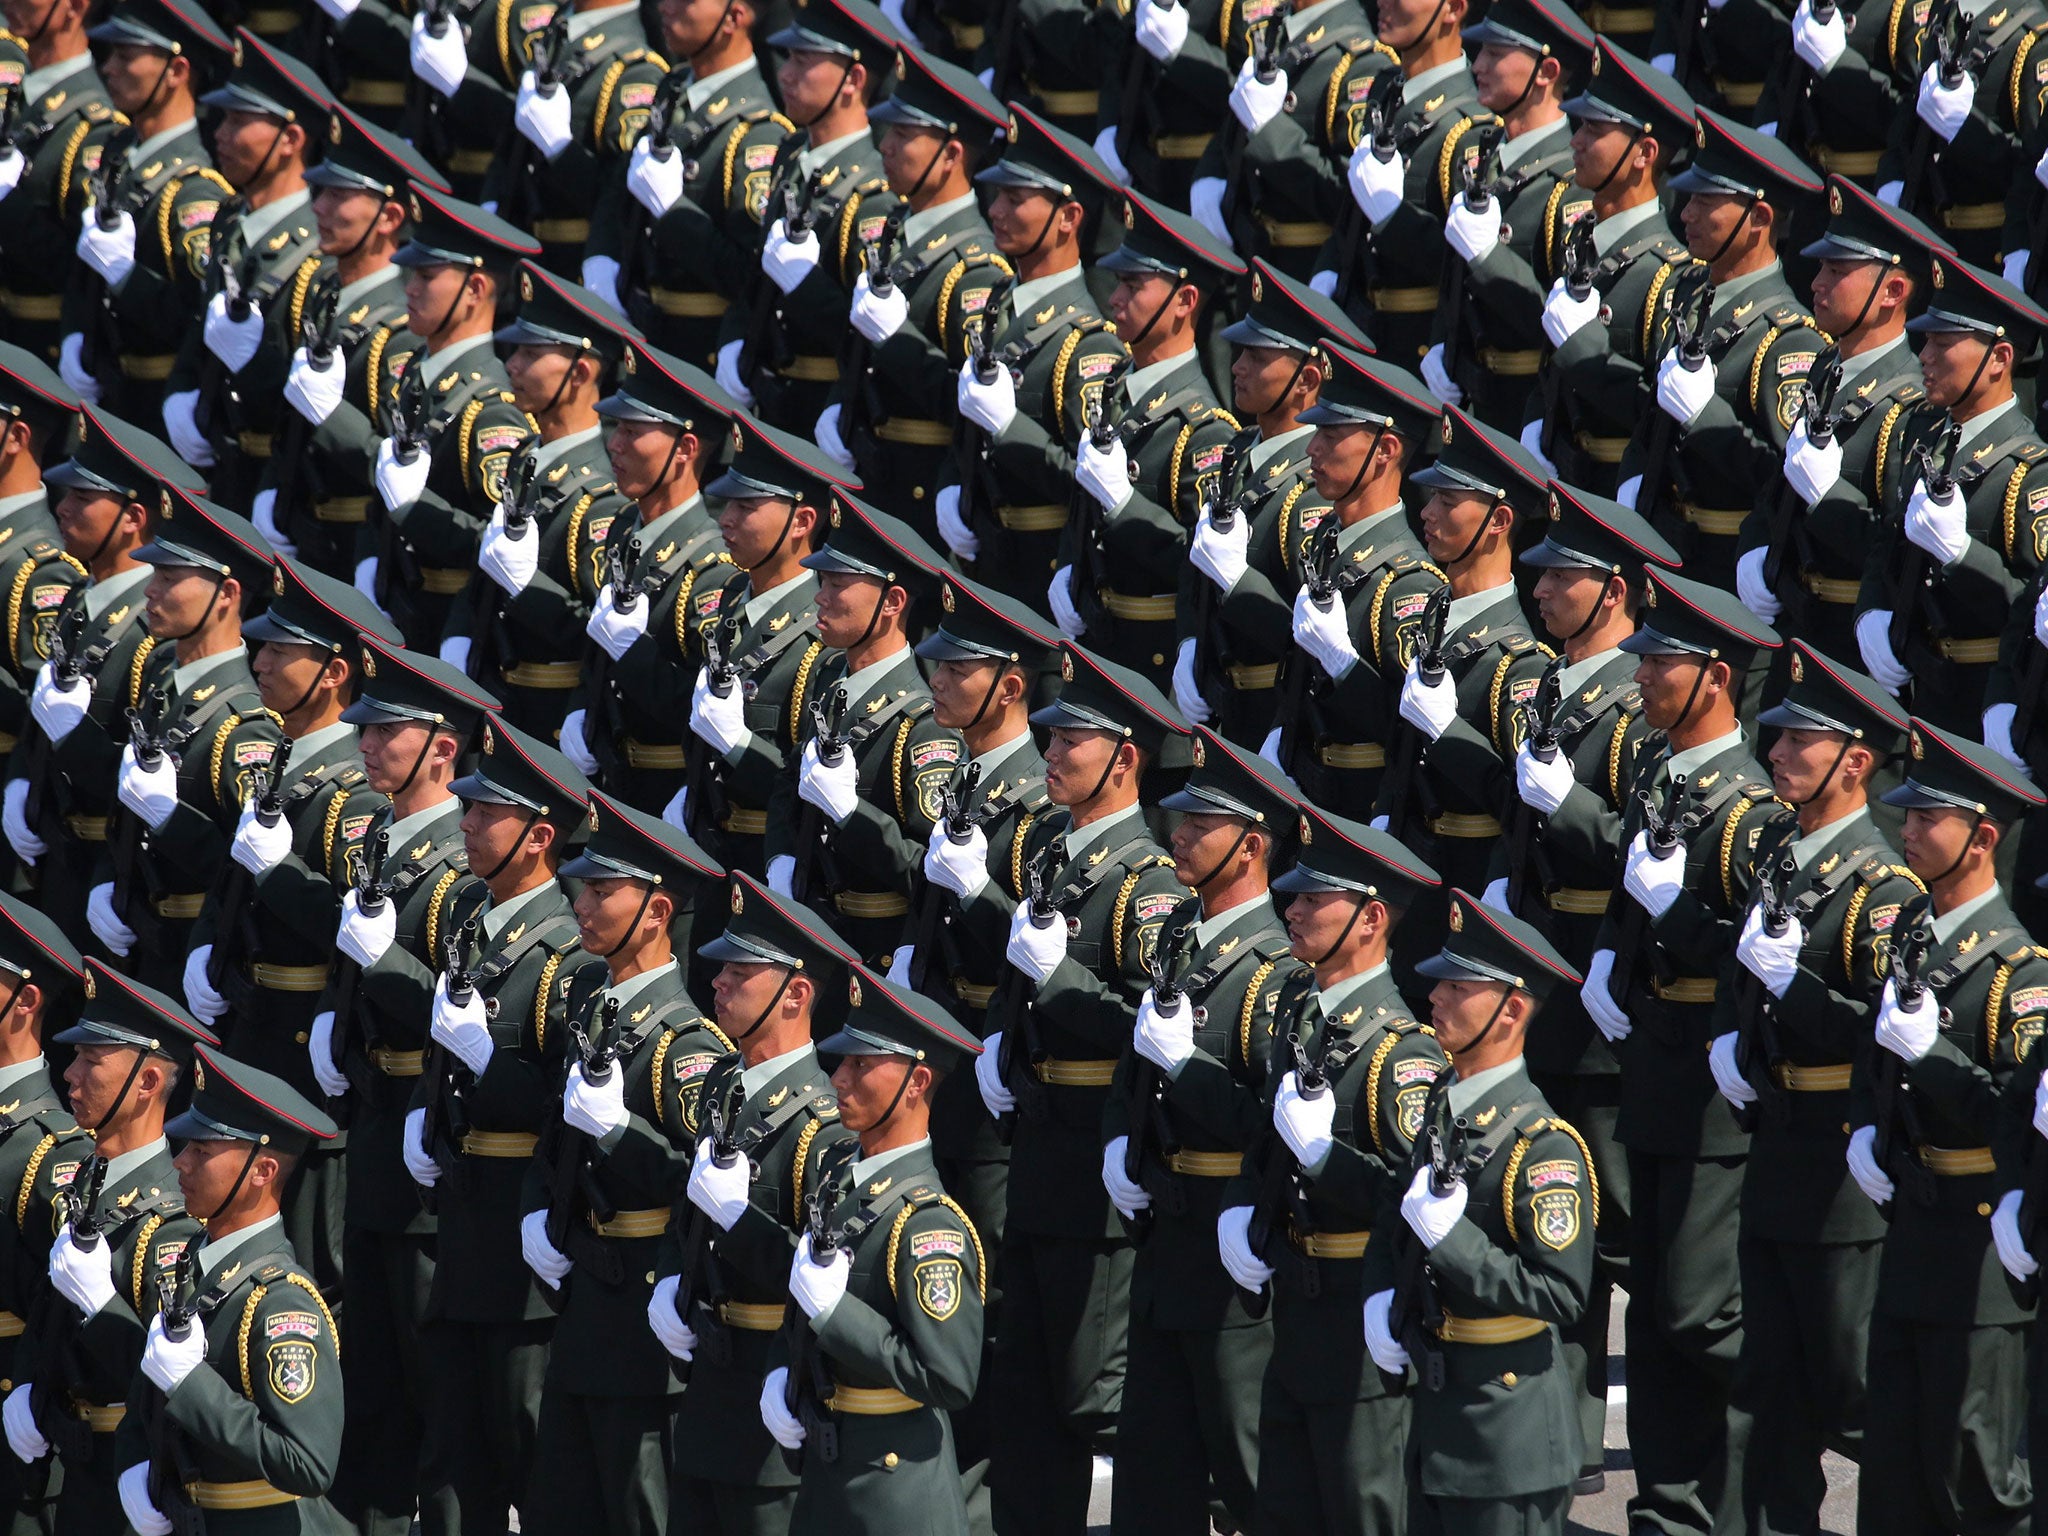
[296,1032,310,1044]
[1501,1372,1517,1388]
[1152,653,1166,666]
[1842,1123,1852,1135]
[912,487,925,500]
[647,1271,658,1283]
[1979,1203,1993,1217]
[883,1452,899,1469]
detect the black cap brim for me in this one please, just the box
[699,929,803,968]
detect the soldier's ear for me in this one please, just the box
[8,982,42,1030]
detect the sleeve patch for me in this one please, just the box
[235,741,278,768]
[179,200,218,230]
[1134,893,1180,924]
[2009,986,2048,1016]
[31,584,66,610]
[155,1240,188,1269]
[341,814,376,842]
[1393,1057,1438,1086]
[858,214,889,243]
[1393,592,1431,620]
[267,1340,317,1403]
[914,1257,964,1320]
[475,425,525,456]
[1525,1157,1580,1190]
[1193,443,1226,475]
[1776,351,1818,376]
[1510,676,1541,705]
[745,142,779,170]
[1395,1083,1428,1141]
[264,1309,322,1340]
[2028,485,2048,515]
[1077,352,1120,381]
[672,1051,718,1084]
[1530,1188,1581,1250]
[959,286,992,315]
[910,739,960,769]
[1867,903,1901,933]
[50,1161,79,1187]
[2018,1015,2045,1061]
[619,81,656,109]
[910,1228,966,1258]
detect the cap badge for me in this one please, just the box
[192,1059,205,1091]
[1828,184,1843,215]
[361,649,376,678]
[1251,271,1263,302]
[620,346,636,375]
[409,191,423,222]
[1589,45,1600,73]
[1191,736,1205,767]
[482,722,495,755]
[82,971,94,1000]
[1932,259,1945,289]
[585,804,599,834]
[1007,110,1019,139]
[1449,901,1464,933]
[272,565,285,595]
[1060,651,1073,682]
[159,488,172,520]
[730,422,745,454]
[1910,730,1924,760]
[829,499,842,529]
[940,582,955,613]
[1789,651,1804,682]
[1644,581,1657,608]
[731,880,745,914]
[1298,812,1312,844]
[848,973,863,1007]
[520,270,534,302]
[1547,490,1561,521]
[1440,414,1453,444]
[328,111,342,145]
[231,36,243,66]
[1695,120,1706,147]
[1121,198,1135,230]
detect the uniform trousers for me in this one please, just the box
[526,1392,671,1536]
[416,1315,551,1536]
[1860,1315,2030,1536]
[1110,1308,1270,1533]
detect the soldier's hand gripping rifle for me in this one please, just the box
[206,735,296,990]
[741,168,829,388]
[838,202,910,450]
[468,445,543,683]
[681,604,742,840]
[1888,415,1963,675]
[34,1154,109,1464]
[1607,772,1693,1013]
[378,363,448,599]
[586,531,649,773]
[1221,16,1286,246]
[1274,516,1342,774]
[1378,585,1452,844]
[271,272,342,539]
[407,0,462,166]
[788,685,852,906]
[1121,941,1190,1246]
[1503,653,1566,914]
[907,761,986,993]
[1239,1012,1336,1319]
[954,273,1015,539]
[143,1246,204,1536]
[1437,122,1503,382]
[993,842,1060,1145]
[621,68,692,300]
[1069,359,1133,615]
[1537,212,1598,463]
[539,996,623,1309]
[1902,0,1978,212]
[1763,351,1843,589]
[1773,0,1839,150]
[80,127,134,386]
[111,682,178,935]
[419,917,487,1213]
[1188,433,1252,713]
[328,829,394,1097]
[1332,69,1406,308]
[1387,1120,1460,1390]
[1635,278,1716,522]
[1732,848,1797,1134]
[195,201,256,443]
[783,1139,855,1465]
[668,1078,744,1385]
[1869,916,1936,1219]
[22,599,113,833]
[503,3,573,233]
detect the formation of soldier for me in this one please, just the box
[0,0,2047,1531]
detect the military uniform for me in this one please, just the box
[0,346,88,778]
[1098,0,1236,206]
[976,0,1104,142]
[0,52,122,361]
[405,0,539,200]
[1655,0,1790,118]
[1754,0,1903,188]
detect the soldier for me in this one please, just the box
[1488,483,1679,1492]
[764,494,964,961]
[1578,571,1783,1536]
[717,0,898,434]
[1175,260,1369,748]
[159,31,331,512]
[85,489,282,993]
[1421,0,1592,431]
[112,1047,345,1535]
[55,0,233,425]
[1704,643,1922,1536]
[953,643,1189,1536]
[401,0,535,202]
[256,108,448,580]
[1098,728,1301,1535]
[1617,111,1826,591]
[758,965,988,1535]
[1219,805,1446,1536]
[818,46,1012,535]
[1517,42,1694,497]
[1648,0,1784,117]
[362,185,541,652]
[648,869,859,1536]
[1361,890,1594,1536]
[2,960,215,1534]
[976,0,1100,143]
[1092,0,1223,207]
[932,104,1127,615]
[1735,179,1945,670]
[1856,255,2048,738]
[302,636,497,1536]
[442,262,631,738]
[1855,723,2047,1535]
[1753,0,1903,190]
[518,793,729,1536]
[1052,191,1243,689]
[586,0,791,367]
[401,719,593,1534]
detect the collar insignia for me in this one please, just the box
[768,613,791,631]
[868,1176,893,1196]
[504,923,526,946]
[1340,1005,1363,1026]
[631,1003,652,1023]
[1473,1106,1498,1125]
[189,685,216,703]
[1694,770,1719,791]
[410,840,432,860]
[767,1087,789,1107]
[1957,931,1980,954]
[1581,683,1602,702]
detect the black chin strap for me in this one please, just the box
[81,498,137,569]
[899,136,946,205]
[963,663,1007,731]
[1952,337,1999,419]
[1189,822,1252,893]
[1250,350,1312,422]
[200,1140,264,1224]
[1015,200,1065,264]
[1335,424,1390,508]
[602,880,659,959]
[168,572,228,643]
[279,650,337,720]
[537,346,586,420]
[389,725,445,799]
[1837,260,1886,344]
[796,59,857,129]
[1793,736,1855,809]
[751,499,802,571]
[91,1048,152,1135]
[688,0,738,65]
[732,967,796,1045]
[1313,892,1370,967]
[1665,657,1713,737]
[1585,126,1644,195]
[1561,569,1618,646]
[1076,738,1128,810]
[481,809,541,883]
[1123,280,1181,355]
[1928,813,1986,888]
[865,1059,918,1135]
[845,579,893,654]
[1458,986,1514,1056]
[1444,497,1500,570]
[0,977,24,1031]
[426,272,473,349]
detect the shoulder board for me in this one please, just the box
[808,1094,840,1119]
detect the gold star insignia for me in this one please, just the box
[410,840,432,860]
[868,1176,893,1195]
[190,685,216,703]
[504,923,526,945]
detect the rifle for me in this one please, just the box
[407,0,462,168]
[378,362,451,604]
[619,68,692,302]
[142,1246,204,1536]
[1221,17,1286,250]
[1901,0,1977,213]
[1069,359,1133,630]
[1273,516,1342,774]
[837,202,910,452]
[668,1076,744,1384]
[1634,278,1715,523]
[953,272,1014,547]
[1114,0,1170,172]
[468,444,543,684]
[788,684,852,906]
[1606,772,1694,1012]
[783,1138,856,1464]
[1731,848,1797,1134]
[985,0,1024,101]
[1537,212,1598,464]
[1437,122,1503,383]
[1377,585,1451,844]
[586,530,651,783]
[1332,69,1406,309]
[1771,0,1839,153]
[1121,938,1189,1246]
[205,735,296,990]
[1387,1118,1461,1389]
[740,167,829,393]
[1887,416,1963,676]
[682,603,743,841]
[1868,916,1936,1219]
[1502,653,1566,915]
[1762,351,1844,589]
[1666,0,1711,96]
[538,996,624,1310]
[327,828,394,1098]
[502,2,573,234]
[907,761,986,993]
[79,127,133,389]
[33,1155,109,1464]
[1239,1005,1336,1318]
[22,599,114,834]
[111,682,181,936]
[194,199,255,446]
[1188,433,1252,715]
[271,271,343,550]
[993,841,1060,1145]
[419,917,487,1214]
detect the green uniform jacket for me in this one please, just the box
[1096,0,1235,199]
[404,0,538,200]
[1755,0,1904,183]
[0,499,85,747]
[1655,0,1792,116]
[975,0,1111,141]
[0,62,121,359]
[1988,562,2048,775]
[0,1071,91,1392]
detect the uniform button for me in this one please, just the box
[912,487,925,501]
[1501,1372,1517,1388]
[1152,653,1165,667]
[883,1452,899,1469]
[296,1032,310,1045]
[647,1271,658,1283]
[1979,1203,1993,1217]
[1841,1123,1852,1135]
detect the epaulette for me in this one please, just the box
[2020,441,2048,462]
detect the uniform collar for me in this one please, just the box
[1499,115,1567,169]
[1592,197,1662,258]
[483,878,557,942]
[1339,500,1406,553]
[105,1135,169,1188]
[415,330,494,382]
[1315,960,1391,1020]
[569,0,637,38]
[1250,423,1312,474]
[381,795,460,857]
[632,492,703,552]
[1194,889,1271,948]
[1664,726,1746,784]
[1713,260,1784,314]
[288,720,357,766]
[1446,579,1517,634]
[1446,1054,1524,1116]
[837,642,916,706]
[0,1058,47,1097]
[1555,646,1623,702]
[196,1212,284,1277]
[171,646,244,700]
[798,126,872,178]
[605,958,680,1012]
[1790,804,1872,871]
[84,563,151,622]
[1837,331,1909,399]
[969,728,1036,783]
[847,1136,930,1193]
[129,117,200,167]
[1403,57,1469,100]
[337,266,398,314]
[745,570,811,626]
[0,489,44,522]
[1286,0,1347,36]
[741,1040,816,1099]
[240,188,311,250]
[1065,800,1144,860]
[687,57,759,111]
[1931,884,2001,946]
[534,424,602,473]
[22,52,93,103]
[903,191,977,251]
[1124,348,1197,409]
[1956,395,2021,455]
[1010,265,1086,323]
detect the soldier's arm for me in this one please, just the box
[1908,945,2048,1127]
[253,781,381,945]
[1541,709,1653,875]
[2,555,83,730]
[1031,863,1186,1053]
[720,1112,853,1287]
[1422,643,1550,815]
[1097,413,1235,579]
[1308,1032,1446,1222]
[1158,954,1293,1144]
[601,1021,719,1198]
[1646,792,1777,972]
[983,329,1127,492]
[1936,460,2048,610]
[828,718,964,895]
[72,1216,190,1391]
[101,174,225,343]
[811,1200,983,1411]
[148,712,284,872]
[395,395,532,563]
[1234,75,1350,223]
[1321,564,1437,717]
[1424,1120,1594,1327]
[1988,567,2046,709]
[466,947,590,1129]
[1774,865,1924,1060]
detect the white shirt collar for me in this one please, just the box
[1664,726,1747,784]
[741,1041,815,1099]
[903,191,977,250]
[688,57,759,111]
[484,879,557,942]
[1010,266,1086,322]
[745,571,811,627]
[197,1212,284,1275]
[241,188,311,250]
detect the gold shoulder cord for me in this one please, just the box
[1640,262,1678,361]
[788,641,824,747]
[1008,811,1036,899]
[5,561,36,660]
[1607,709,1635,807]
[1277,482,1309,577]
[790,1117,822,1222]
[1363,1029,1405,1156]
[593,59,627,150]
[365,328,391,420]
[129,1213,164,1312]
[892,716,914,824]
[1873,400,1907,506]
[1502,1117,1600,1239]
[1989,960,2016,1062]
[322,789,351,876]
[532,951,563,1055]
[15,1135,53,1233]
[285,1273,340,1356]
[127,637,157,709]
[1239,960,1278,1068]
[2002,462,2029,562]
[1050,326,1085,427]
[286,258,320,346]
[1718,798,1756,909]
[721,119,750,204]
[238,1284,268,1397]
[424,867,463,961]
[457,396,493,490]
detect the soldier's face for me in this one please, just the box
[573,874,654,952]
[1044,726,1121,806]
[712,959,794,1034]
[879,124,949,197]
[1531,564,1608,641]
[1632,650,1713,729]
[461,799,534,876]
[173,1137,258,1217]
[1306,423,1372,499]
[101,44,173,116]
[313,186,387,258]
[606,419,691,500]
[213,108,288,189]
[64,1044,147,1132]
[988,187,1062,255]
[1471,43,1539,114]
[717,495,796,569]
[928,656,1004,729]
[1917,329,1996,411]
[1768,726,1851,804]
[1170,811,1247,889]
[1569,119,1634,187]
[1418,489,1492,563]
[1678,190,1752,260]
[1810,258,1884,339]
[1428,977,1516,1054]
[358,719,438,793]
[1283,888,1366,963]
[403,264,476,341]
[778,49,851,122]
[830,1052,923,1133]
[254,641,332,717]
[659,0,735,56]
[1901,805,1983,880]
[1107,273,1179,346]
[506,345,580,417]
[52,489,129,563]
[814,570,889,648]
[143,563,225,639]
[1231,345,1300,419]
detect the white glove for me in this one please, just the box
[118,1465,172,1536]
[1346,139,1406,226]
[2,780,41,865]
[1228,55,1288,134]
[1133,987,1195,1074]
[0,147,21,199]
[1987,701,2025,769]
[934,484,979,560]
[375,436,432,514]
[1708,1031,1757,1107]
[251,489,296,558]
[140,1310,206,1394]
[78,210,137,288]
[1876,179,1904,206]
[1655,348,1716,426]
[478,503,540,595]
[760,1367,806,1449]
[2033,1069,2048,1140]
[762,218,821,296]
[766,854,796,897]
[1309,269,1338,297]
[1791,0,1846,71]
[2037,143,2048,191]
[686,1135,752,1229]
[647,1274,698,1359]
[430,973,495,1076]
[1580,949,1631,1041]
[182,946,227,1024]
[661,784,689,831]
[514,70,573,159]
[162,389,213,467]
[564,1059,628,1138]
[313,0,362,20]
[813,403,856,469]
[560,709,599,775]
[230,793,293,876]
[924,817,990,900]
[976,1030,1016,1115]
[1419,342,1463,406]
[1518,418,1558,478]
[1048,566,1085,638]
[1093,126,1132,185]
[308,1011,348,1097]
[689,663,751,754]
[849,269,910,345]
[203,289,265,373]
[1904,475,1969,565]
[586,586,650,662]
[628,136,687,218]
[116,741,179,830]
[519,1209,572,1285]
[581,254,623,314]
[1135,0,1189,61]
[1258,725,1285,770]
[2,1385,45,1463]
[1514,740,1576,815]
[1076,431,1134,515]
[1541,276,1601,348]
[1916,62,1975,142]
[1006,897,1068,985]
[715,338,756,408]
[1855,609,1911,694]
[1615,474,1643,511]
[402,1106,440,1187]
[1993,1188,2038,1281]
[1363,1289,1409,1373]
[48,1226,115,1317]
[87,882,135,957]
[797,737,859,825]
[1190,503,1250,592]
[1292,585,1358,679]
[57,333,99,403]
[438,634,473,672]
[1443,192,1500,263]
[789,1232,851,1318]
[1189,176,1231,244]
[1649,51,1677,72]
[1401,1162,1468,1247]
[1216,1204,1273,1290]
[2032,582,2048,651]
[1623,828,1686,918]
[1736,903,1804,998]
[410,8,468,96]
[886,945,913,985]
[2007,250,2032,291]
[1482,876,1510,910]
[336,887,396,967]
[1398,658,1458,740]
[1735,547,1782,623]
[957,355,1017,434]
[1171,637,1212,723]
[354,556,380,606]
[1845,1124,1894,1204]
[1273,1069,1335,1168]
[1101,1136,1152,1218]
[1874,976,1940,1061]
